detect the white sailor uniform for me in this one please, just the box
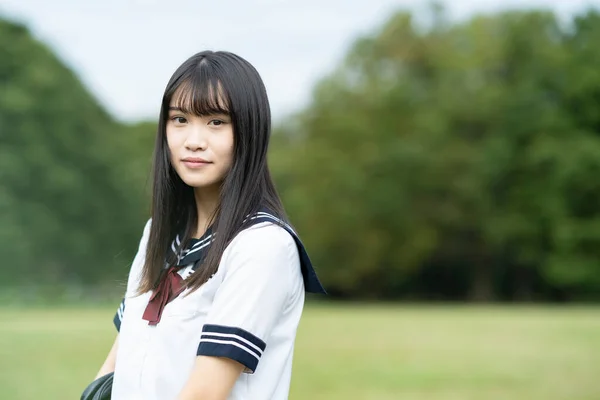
[110,211,325,400]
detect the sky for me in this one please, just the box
[1,0,599,123]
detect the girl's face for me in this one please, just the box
[166,99,234,191]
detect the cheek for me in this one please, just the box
[226,141,234,161]
[226,143,235,168]
[165,138,182,174]
[220,130,235,164]
[165,128,181,157]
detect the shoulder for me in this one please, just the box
[233,221,297,253]
[133,218,153,263]
[228,222,298,255]
[221,222,300,276]
[136,218,152,250]
[142,218,152,238]
[124,218,153,294]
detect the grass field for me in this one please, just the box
[1,304,599,399]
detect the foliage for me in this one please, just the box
[0,19,147,285]
[2,6,600,300]
[271,7,600,300]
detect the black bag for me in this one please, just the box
[80,372,113,400]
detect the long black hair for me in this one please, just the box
[137,50,288,294]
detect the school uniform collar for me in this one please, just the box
[173,228,214,268]
[168,209,327,294]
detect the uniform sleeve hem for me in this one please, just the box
[197,324,266,373]
[113,299,125,332]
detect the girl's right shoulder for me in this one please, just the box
[132,218,153,270]
[141,218,152,242]
[124,218,153,296]
[133,218,152,249]
[143,218,152,236]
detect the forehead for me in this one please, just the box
[168,78,230,115]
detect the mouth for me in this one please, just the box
[182,158,212,168]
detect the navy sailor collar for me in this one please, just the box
[169,210,326,294]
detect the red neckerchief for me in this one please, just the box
[141,266,186,325]
[140,232,210,326]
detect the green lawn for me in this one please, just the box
[1,304,599,399]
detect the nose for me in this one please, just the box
[184,124,208,151]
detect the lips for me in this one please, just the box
[182,158,212,169]
[182,157,210,163]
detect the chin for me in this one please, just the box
[179,174,220,189]
[182,179,213,188]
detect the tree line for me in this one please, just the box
[2,6,600,301]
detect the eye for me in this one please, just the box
[171,116,187,124]
[208,119,225,126]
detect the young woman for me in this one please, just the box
[93,50,325,400]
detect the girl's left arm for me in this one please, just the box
[176,356,244,400]
[176,226,300,399]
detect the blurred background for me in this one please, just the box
[1,0,599,399]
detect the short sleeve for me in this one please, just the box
[196,223,301,373]
[113,297,126,331]
[113,218,152,332]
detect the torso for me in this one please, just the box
[111,213,324,400]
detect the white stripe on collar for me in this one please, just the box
[186,232,215,252]
[249,212,297,236]
[171,211,291,259]
[183,234,215,258]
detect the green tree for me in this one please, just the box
[273,7,600,300]
[0,18,149,290]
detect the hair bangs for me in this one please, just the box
[168,72,230,117]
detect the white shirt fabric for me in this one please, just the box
[110,214,320,400]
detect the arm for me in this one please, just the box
[95,334,119,379]
[176,356,244,400]
[177,225,299,399]
[93,221,149,380]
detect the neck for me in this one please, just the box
[193,184,221,238]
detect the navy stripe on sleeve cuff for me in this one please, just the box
[113,298,125,332]
[197,324,266,373]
